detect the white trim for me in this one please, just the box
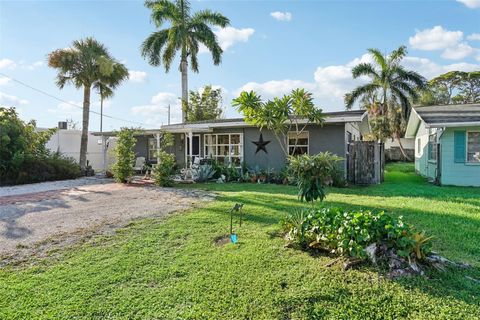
[426,122,480,128]
[287,131,309,155]
[203,133,244,166]
[466,130,480,164]
[185,134,201,166]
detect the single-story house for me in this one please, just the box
[405,104,480,187]
[98,110,370,174]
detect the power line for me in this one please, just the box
[0,72,150,127]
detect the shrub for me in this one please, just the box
[282,207,432,261]
[329,165,347,188]
[111,128,137,183]
[195,164,216,182]
[3,154,81,185]
[153,151,176,187]
[287,152,342,203]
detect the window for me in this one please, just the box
[204,133,243,166]
[467,131,480,163]
[428,134,437,161]
[148,138,159,161]
[417,138,421,156]
[288,131,309,155]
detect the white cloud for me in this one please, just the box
[409,26,463,51]
[0,58,16,70]
[128,70,147,83]
[22,61,44,70]
[441,43,475,60]
[467,33,480,41]
[0,91,28,106]
[215,26,255,51]
[270,11,292,22]
[200,26,255,53]
[402,56,480,78]
[457,0,480,8]
[0,77,11,86]
[47,101,82,116]
[131,92,182,125]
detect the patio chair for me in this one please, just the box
[132,157,146,174]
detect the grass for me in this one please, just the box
[1,163,479,319]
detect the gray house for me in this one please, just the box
[130,110,369,173]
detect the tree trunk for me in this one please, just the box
[181,58,188,123]
[396,135,411,162]
[79,85,91,171]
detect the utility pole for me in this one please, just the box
[168,104,171,125]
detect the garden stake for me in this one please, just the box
[229,203,244,244]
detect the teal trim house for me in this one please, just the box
[405,104,480,187]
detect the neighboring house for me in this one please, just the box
[106,110,369,174]
[405,104,480,187]
[43,124,110,172]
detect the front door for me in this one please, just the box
[186,134,200,165]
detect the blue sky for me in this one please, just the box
[0,0,479,130]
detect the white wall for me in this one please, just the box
[45,129,114,172]
[384,138,415,150]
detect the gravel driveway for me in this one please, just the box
[0,178,213,260]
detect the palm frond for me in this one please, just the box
[345,83,381,109]
[351,63,379,79]
[191,9,230,27]
[145,0,179,27]
[140,30,169,67]
[367,48,387,71]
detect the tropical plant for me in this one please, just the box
[233,88,325,156]
[345,45,427,160]
[111,128,137,183]
[287,152,342,203]
[141,0,230,122]
[153,151,176,187]
[184,85,223,122]
[282,207,433,261]
[195,164,216,182]
[48,37,128,171]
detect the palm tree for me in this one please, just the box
[141,0,230,122]
[48,38,128,171]
[345,45,427,160]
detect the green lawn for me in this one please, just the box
[1,163,479,319]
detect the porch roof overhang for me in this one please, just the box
[91,129,164,137]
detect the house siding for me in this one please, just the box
[440,126,480,187]
[168,123,350,170]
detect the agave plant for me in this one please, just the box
[195,164,216,182]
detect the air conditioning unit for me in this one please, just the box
[58,121,68,130]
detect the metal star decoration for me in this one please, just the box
[252,133,271,154]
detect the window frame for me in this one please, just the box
[203,133,244,166]
[148,137,159,161]
[466,130,480,164]
[428,133,437,162]
[287,131,309,156]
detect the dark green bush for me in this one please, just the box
[282,207,432,260]
[2,154,81,185]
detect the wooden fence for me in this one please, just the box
[347,141,385,185]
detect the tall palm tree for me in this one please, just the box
[345,45,427,160]
[48,38,128,171]
[141,0,230,122]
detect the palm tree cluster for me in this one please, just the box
[345,46,427,159]
[141,0,230,122]
[48,38,129,170]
